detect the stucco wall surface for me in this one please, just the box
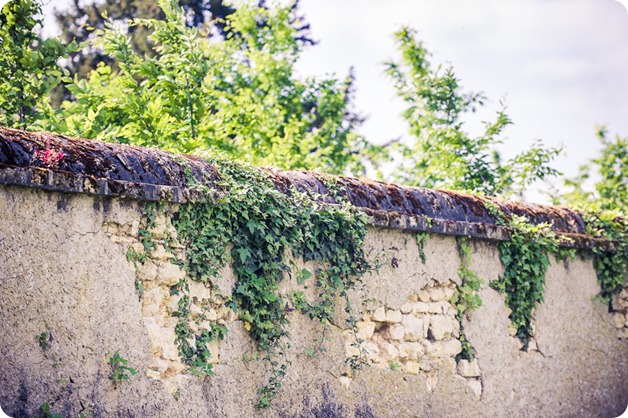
[0,184,627,418]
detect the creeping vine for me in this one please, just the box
[581,211,628,305]
[452,236,484,361]
[485,200,627,349]
[165,156,370,408]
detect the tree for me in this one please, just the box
[384,27,562,198]
[51,0,313,106]
[553,127,627,215]
[0,0,73,129]
[54,0,369,175]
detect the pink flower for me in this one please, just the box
[34,140,65,168]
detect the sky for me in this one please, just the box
[31,0,628,202]
[294,0,628,202]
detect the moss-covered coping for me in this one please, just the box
[0,126,608,249]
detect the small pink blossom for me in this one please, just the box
[34,140,65,168]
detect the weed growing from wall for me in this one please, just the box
[36,331,51,352]
[415,232,429,265]
[167,156,370,408]
[109,352,137,385]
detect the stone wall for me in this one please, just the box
[1,183,627,418]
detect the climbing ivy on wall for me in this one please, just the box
[452,236,483,361]
[485,201,627,349]
[167,156,370,408]
[582,211,628,305]
[128,156,626,406]
[489,215,560,349]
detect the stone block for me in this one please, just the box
[166,294,182,314]
[380,342,399,360]
[146,369,161,379]
[372,307,386,322]
[412,302,430,313]
[188,280,212,301]
[398,342,423,360]
[457,359,481,377]
[365,342,380,357]
[356,321,376,340]
[388,324,406,340]
[400,302,413,314]
[150,244,172,261]
[612,312,626,329]
[156,262,186,287]
[148,215,177,239]
[426,339,462,358]
[405,361,420,375]
[401,314,424,341]
[467,379,482,400]
[427,303,443,314]
[142,287,167,317]
[430,288,446,301]
[385,309,403,323]
[429,315,454,340]
[149,358,169,373]
[138,260,158,282]
[418,290,431,302]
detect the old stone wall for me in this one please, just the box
[1,183,627,418]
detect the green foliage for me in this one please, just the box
[487,198,626,346]
[126,204,160,299]
[51,0,314,106]
[415,232,429,265]
[582,211,628,305]
[554,127,628,215]
[53,0,370,175]
[0,0,75,129]
[452,236,483,361]
[385,27,562,198]
[36,331,51,352]
[109,352,137,384]
[31,402,62,418]
[489,215,560,349]
[167,153,369,407]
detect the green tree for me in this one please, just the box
[553,127,627,215]
[55,0,369,174]
[54,0,235,83]
[51,0,313,106]
[0,0,73,129]
[385,27,562,198]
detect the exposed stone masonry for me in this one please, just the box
[103,210,237,395]
[344,282,483,399]
[611,288,628,340]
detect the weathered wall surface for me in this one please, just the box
[1,183,627,418]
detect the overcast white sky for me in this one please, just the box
[35,0,628,202]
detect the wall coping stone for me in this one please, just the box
[0,127,612,249]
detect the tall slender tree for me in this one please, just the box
[385,27,562,198]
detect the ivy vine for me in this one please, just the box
[165,156,370,408]
[485,201,627,349]
[452,236,483,361]
[582,211,628,305]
